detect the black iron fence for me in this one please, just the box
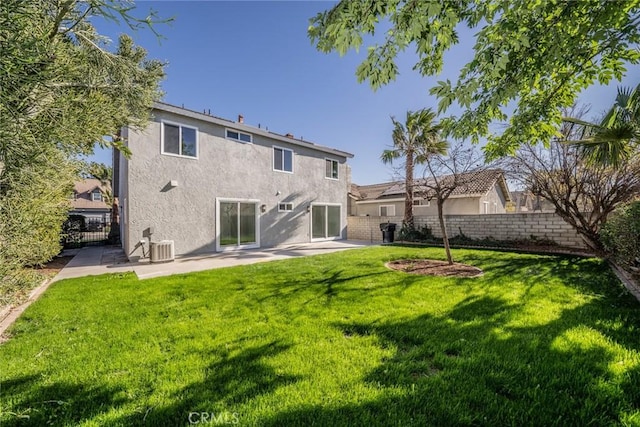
[62,214,113,248]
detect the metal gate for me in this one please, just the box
[62,214,112,248]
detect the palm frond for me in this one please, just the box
[562,83,640,167]
[381,149,402,164]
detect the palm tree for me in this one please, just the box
[381,108,448,230]
[564,84,639,167]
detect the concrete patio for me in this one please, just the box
[53,240,375,281]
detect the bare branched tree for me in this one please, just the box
[417,143,490,264]
[505,107,640,253]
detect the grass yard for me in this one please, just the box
[1,247,639,426]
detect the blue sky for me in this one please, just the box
[90,1,640,185]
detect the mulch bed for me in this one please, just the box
[34,256,74,276]
[386,259,483,278]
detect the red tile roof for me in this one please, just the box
[353,170,511,201]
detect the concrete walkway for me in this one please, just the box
[53,240,375,281]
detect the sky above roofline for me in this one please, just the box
[87,1,640,185]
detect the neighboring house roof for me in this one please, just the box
[70,179,110,211]
[354,170,511,202]
[350,182,399,201]
[152,102,354,159]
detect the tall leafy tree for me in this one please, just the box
[0,0,165,280]
[381,108,448,229]
[564,83,640,167]
[309,1,640,159]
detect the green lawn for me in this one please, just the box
[1,247,639,426]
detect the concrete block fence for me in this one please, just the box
[347,213,586,249]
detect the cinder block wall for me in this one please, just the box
[348,213,586,249]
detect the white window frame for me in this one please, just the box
[310,202,343,241]
[215,198,261,252]
[225,128,252,144]
[325,158,339,180]
[273,146,294,173]
[161,120,199,159]
[493,202,498,213]
[278,203,294,212]
[413,199,430,207]
[483,201,489,214]
[92,190,102,202]
[379,205,396,216]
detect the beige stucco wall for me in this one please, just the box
[352,196,483,217]
[482,185,508,214]
[351,181,509,217]
[120,108,350,259]
[354,200,404,217]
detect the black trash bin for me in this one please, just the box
[380,222,397,243]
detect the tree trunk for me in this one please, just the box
[404,150,414,230]
[108,199,120,244]
[437,198,453,264]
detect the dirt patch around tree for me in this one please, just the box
[386,259,483,278]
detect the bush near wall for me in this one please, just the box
[601,201,640,271]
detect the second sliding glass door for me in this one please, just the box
[311,204,341,240]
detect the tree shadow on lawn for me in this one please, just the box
[0,375,130,426]
[459,253,634,300]
[1,341,298,427]
[111,340,300,426]
[262,294,640,426]
[256,268,422,307]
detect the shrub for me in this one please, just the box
[398,223,435,242]
[601,201,640,269]
[0,146,76,268]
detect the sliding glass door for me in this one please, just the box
[217,199,259,251]
[311,204,342,240]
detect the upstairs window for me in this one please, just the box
[162,122,197,158]
[273,147,293,173]
[325,159,339,179]
[226,129,252,143]
[92,190,102,202]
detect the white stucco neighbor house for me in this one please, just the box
[114,102,353,261]
[349,169,511,217]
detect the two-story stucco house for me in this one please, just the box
[115,102,353,261]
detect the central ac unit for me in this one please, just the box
[150,240,175,263]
